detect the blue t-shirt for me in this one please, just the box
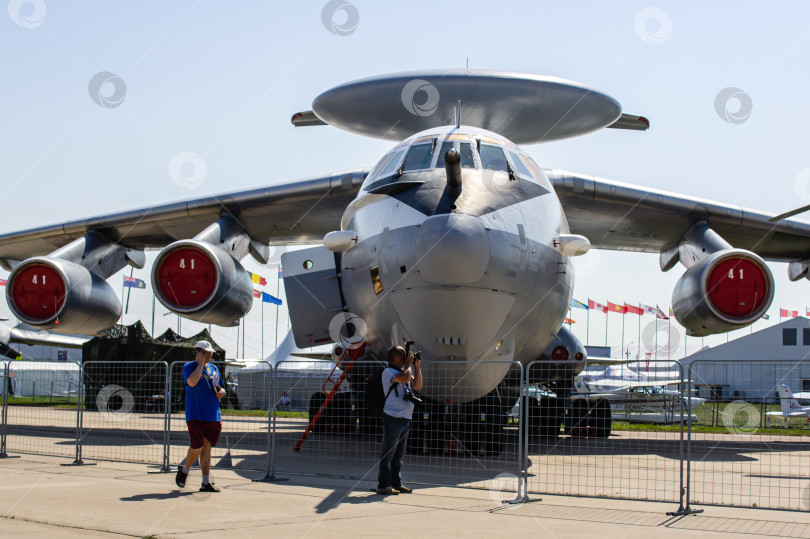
[183,361,223,421]
[382,366,414,419]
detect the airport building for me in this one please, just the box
[681,316,810,402]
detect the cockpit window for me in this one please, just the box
[508,150,534,179]
[377,148,406,178]
[401,143,434,172]
[435,141,476,169]
[479,144,509,172]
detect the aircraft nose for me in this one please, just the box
[414,214,489,284]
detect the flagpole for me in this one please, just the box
[667,313,671,360]
[637,310,641,361]
[621,312,625,359]
[654,317,658,362]
[586,308,590,346]
[124,267,134,315]
[275,269,281,349]
[605,308,609,348]
[151,293,155,337]
[261,299,265,358]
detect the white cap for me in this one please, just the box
[194,340,215,353]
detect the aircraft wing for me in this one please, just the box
[0,169,368,267]
[0,323,87,349]
[547,169,810,262]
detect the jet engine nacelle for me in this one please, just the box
[6,256,121,334]
[515,325,588,385]
[672,248,773,337]
[152,240,253,326]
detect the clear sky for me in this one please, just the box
[2,1,810,359]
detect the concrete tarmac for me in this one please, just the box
[1,455,809,538]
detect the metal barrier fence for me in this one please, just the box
[270,359,523,499]
[3,361,81,460]
[167,361,272,474]
[2,356,810,512]
[686,360,810,511]
[525,359,686,504]
[80,361,169,467]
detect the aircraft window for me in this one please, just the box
[436,141,476,169]
[369,153,394,180]
[508,150,534,179]
[377,148,406,178]
[479,144,509,172]
[401,143,434,172]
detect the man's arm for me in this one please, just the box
[186,358,204,387]
[411,359,422,391]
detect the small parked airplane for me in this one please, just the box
[766,385,810,424]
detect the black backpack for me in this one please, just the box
[365,365,398,418]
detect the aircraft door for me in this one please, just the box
[281,246,345,348]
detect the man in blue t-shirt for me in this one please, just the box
[376,345,423,495]
[174,341,226,493]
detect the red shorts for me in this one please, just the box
[186,420,222,449]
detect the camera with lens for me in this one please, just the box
[403,390,423,405]
[404,340,421,362]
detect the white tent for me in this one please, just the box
[1,361,81,397]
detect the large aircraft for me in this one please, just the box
[1,70,809,440]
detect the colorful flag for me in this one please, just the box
[253,289,261,299]
[571,298,588,310]
[564,317,576,324]
[639,303,656,315]
[780,308,799,318]
[123,276,146,289]
[0,278,6,286]
[278,267,283,279]
[262,292,282,305]
[607,301,627,314]
[251,272,267,286]
[669,306,674,316]
[625,304,643,316]
[655,305,669,320]
[588,299,608,313]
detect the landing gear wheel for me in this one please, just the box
[538,397,560,438]
[308,393,326,433]
[565,399,589,435]
[592,397,612,438]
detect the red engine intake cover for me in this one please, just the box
[707,258,769,319]
[10,263,66,321]
[155,247,217,309]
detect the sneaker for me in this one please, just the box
[393,485,412,494]
[175,465,188,488]
[200,483,221,492]
[375,486,398,495]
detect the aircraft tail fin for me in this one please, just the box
[777,384,801,414]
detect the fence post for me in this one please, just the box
[1,362,9,458]
[668,361,700,515]
[161,362,171,472]
[63,361,95,466]
[254,362,287,483]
